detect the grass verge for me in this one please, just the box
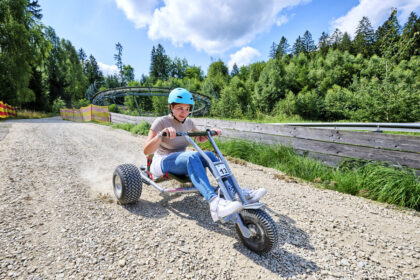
[109,121,151,135]
[382,131,420,137]
[1,110,57,119]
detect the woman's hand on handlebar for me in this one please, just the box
[159,127,177,139]
[212,128,221,136]
[193,128,221,143]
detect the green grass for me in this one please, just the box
[1,110,57,119]
[198,139,420,211]
[382,131,420,136]
[354,130,420,136]
[109,121,151,136]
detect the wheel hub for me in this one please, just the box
[114,175,122,198]
[247,224,259,237]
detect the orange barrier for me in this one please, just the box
[60,105,110,122]
[0,101,17,119]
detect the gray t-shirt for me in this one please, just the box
[149,115,197,177]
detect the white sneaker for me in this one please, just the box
[209,196,242,222]
[241,188,267,203]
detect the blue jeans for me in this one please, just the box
[161,151,219,202]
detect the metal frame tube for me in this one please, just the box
[206,133,249,204]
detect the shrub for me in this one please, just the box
[72,98,90,109]
[108,104,119,113]
[130,121,151,135]
[52,97,66,113]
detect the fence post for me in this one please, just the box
[0,101,4,119]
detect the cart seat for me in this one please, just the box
[145,154,191,183]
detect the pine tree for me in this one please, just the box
[353,16,375,57]
[318,32,330,55]
[340,32,353,53]
[399,12,419,59]
[276,36,289,57]
[149,46,156,79]
[114,42,123,84]
[330,28,343,50]
[85,55,103,85]
[149,44,169,82]
[78,48,87,65]
[292,36,304,55]
[375,9,401,58]
[230,63,239,77]
[27,0,42,20]
[302,30,316,54]
[269,42,278,59]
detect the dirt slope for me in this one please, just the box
[0,117,419,279]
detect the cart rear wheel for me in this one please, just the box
[236,209,278,255]
[113,164,142,204]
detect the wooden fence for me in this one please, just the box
[111,113,420,172]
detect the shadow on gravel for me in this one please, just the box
[161,194,319,278]
[233,207,319,278]
[121,198,171,219]
[122,193,319,278]
[233,244,319,278]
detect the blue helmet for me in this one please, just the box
[168,88,194,106]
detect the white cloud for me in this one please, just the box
[98,62,119,76]
[228,46,261,71]
[331,0,420,37]
[115,0,159,28]
[276,14,293,26]
[115,0,310,54]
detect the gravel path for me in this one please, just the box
[0,117,419,280]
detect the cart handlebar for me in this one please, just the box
[161,130,217,137]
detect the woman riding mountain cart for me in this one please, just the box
[143,88,267,222]
[113,88,278,254]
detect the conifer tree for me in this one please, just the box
[302,30,316,54]
[269,42,278,59]
[375,9,401,58]
[399,12,419,59]
[318,32,330,55]
[114,42,123,84]
[230,63,239,77]
[353,16,375,57]
[276,36,290,57]
[292,36,304,55]
[149,44,169,82]
[330,28,343,50]
[340,32,353,53]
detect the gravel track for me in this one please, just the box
[0,117,419,280]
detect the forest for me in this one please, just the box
[1,0,419,122]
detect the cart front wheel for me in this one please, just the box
[236,209,278,255]
[113,164,142,204]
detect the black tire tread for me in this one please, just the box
[236,209,278,255]
[113,164,142,204]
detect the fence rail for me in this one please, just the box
[111,113,420,172]
[278,122,420,132]
[60,105,110,122]
[0,101,17,118]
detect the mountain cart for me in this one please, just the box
[112,130,279,254]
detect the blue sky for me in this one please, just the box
[38,0,420,79]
